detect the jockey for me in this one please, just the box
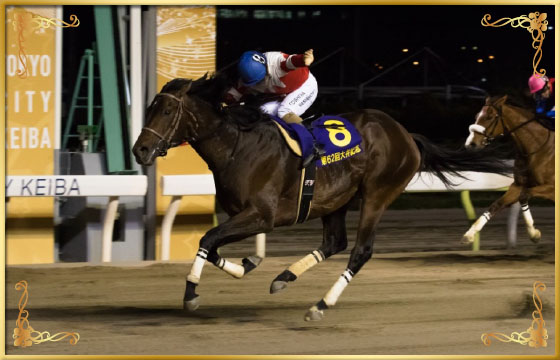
[528,74,555,118]
[225,49,317,124]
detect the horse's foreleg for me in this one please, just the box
[461,184,522,244]
[519,203,541,243]
[206,243,263,279]
[270,207,348,294]
[184,207,273,311]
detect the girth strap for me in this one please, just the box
[295,163,316,224]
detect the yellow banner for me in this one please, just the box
[156,6,216,260]
[6,6,56,215]
[6,6,57,264]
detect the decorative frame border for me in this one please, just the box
[481,12,549,77]
[0,1,558,359]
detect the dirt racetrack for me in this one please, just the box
[5,208,556,356]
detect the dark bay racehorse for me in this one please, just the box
[132,74,512,321]
[463,95,555,244]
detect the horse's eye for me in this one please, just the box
[164,109,171,115]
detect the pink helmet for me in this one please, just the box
[528,74,548,93]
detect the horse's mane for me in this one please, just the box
[162,73,270,130]
[489,95,535,119]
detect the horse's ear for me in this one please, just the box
[494,95,508,107]
[180,80,193,95]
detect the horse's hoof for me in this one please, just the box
[304,306,324,321]
[184,296,200,312]
[461,234,474,244]
[530,229,542,244]
[270,280,288,294]
[246,255,263,267]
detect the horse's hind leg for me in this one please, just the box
[304,188,396,321]
[184,207,273,311]
[270,206,348,294]
[461,184,521,244]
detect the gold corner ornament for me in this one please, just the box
[32,14,80,30]
[481,12,548,77]
[13,281,80,348]
[11,8,79,79]
[481,281,547,348]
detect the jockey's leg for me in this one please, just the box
[282,112,304,124]
[270,206,348,294]
[277,73,318,124]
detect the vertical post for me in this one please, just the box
[142,6,158,260]
[94,6,126,173]
[161,196,182,261]
[129,5,143,162]
[87,50,94,152]
[55,6,62,151]
[507,202,520,249]
[102,196,119,262]
[460,190,480,251]
[256,233,266,259]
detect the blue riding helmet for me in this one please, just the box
[238,51,267,86]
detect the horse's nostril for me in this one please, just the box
[139,146,149,155]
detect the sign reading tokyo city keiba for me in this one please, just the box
[6,6,59,265]
[6,6,57,216]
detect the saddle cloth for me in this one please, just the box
[271,115,363,167]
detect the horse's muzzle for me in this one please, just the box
[132,144,157,166]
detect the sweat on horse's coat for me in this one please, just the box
[132,73,513,321]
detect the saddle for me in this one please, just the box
[271,114,363,223]
[271,115,363,168]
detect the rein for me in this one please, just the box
[482,104,552,155]
[142,91,233,160]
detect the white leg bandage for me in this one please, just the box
[521,203,539,237]
[323,268,354,307]
[288,250,324,277]
[215,257,245,279]
[474,211,491,231]
[187,248,208,284]
[464,211,491,238]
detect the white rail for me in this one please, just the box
[6,175,148,262]
[405,171,512,192]
[160,171,515,259]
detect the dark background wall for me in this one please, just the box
[62,5,555,145]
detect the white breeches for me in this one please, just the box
[260,73,318,118]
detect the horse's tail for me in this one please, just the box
[412,133,513,187]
